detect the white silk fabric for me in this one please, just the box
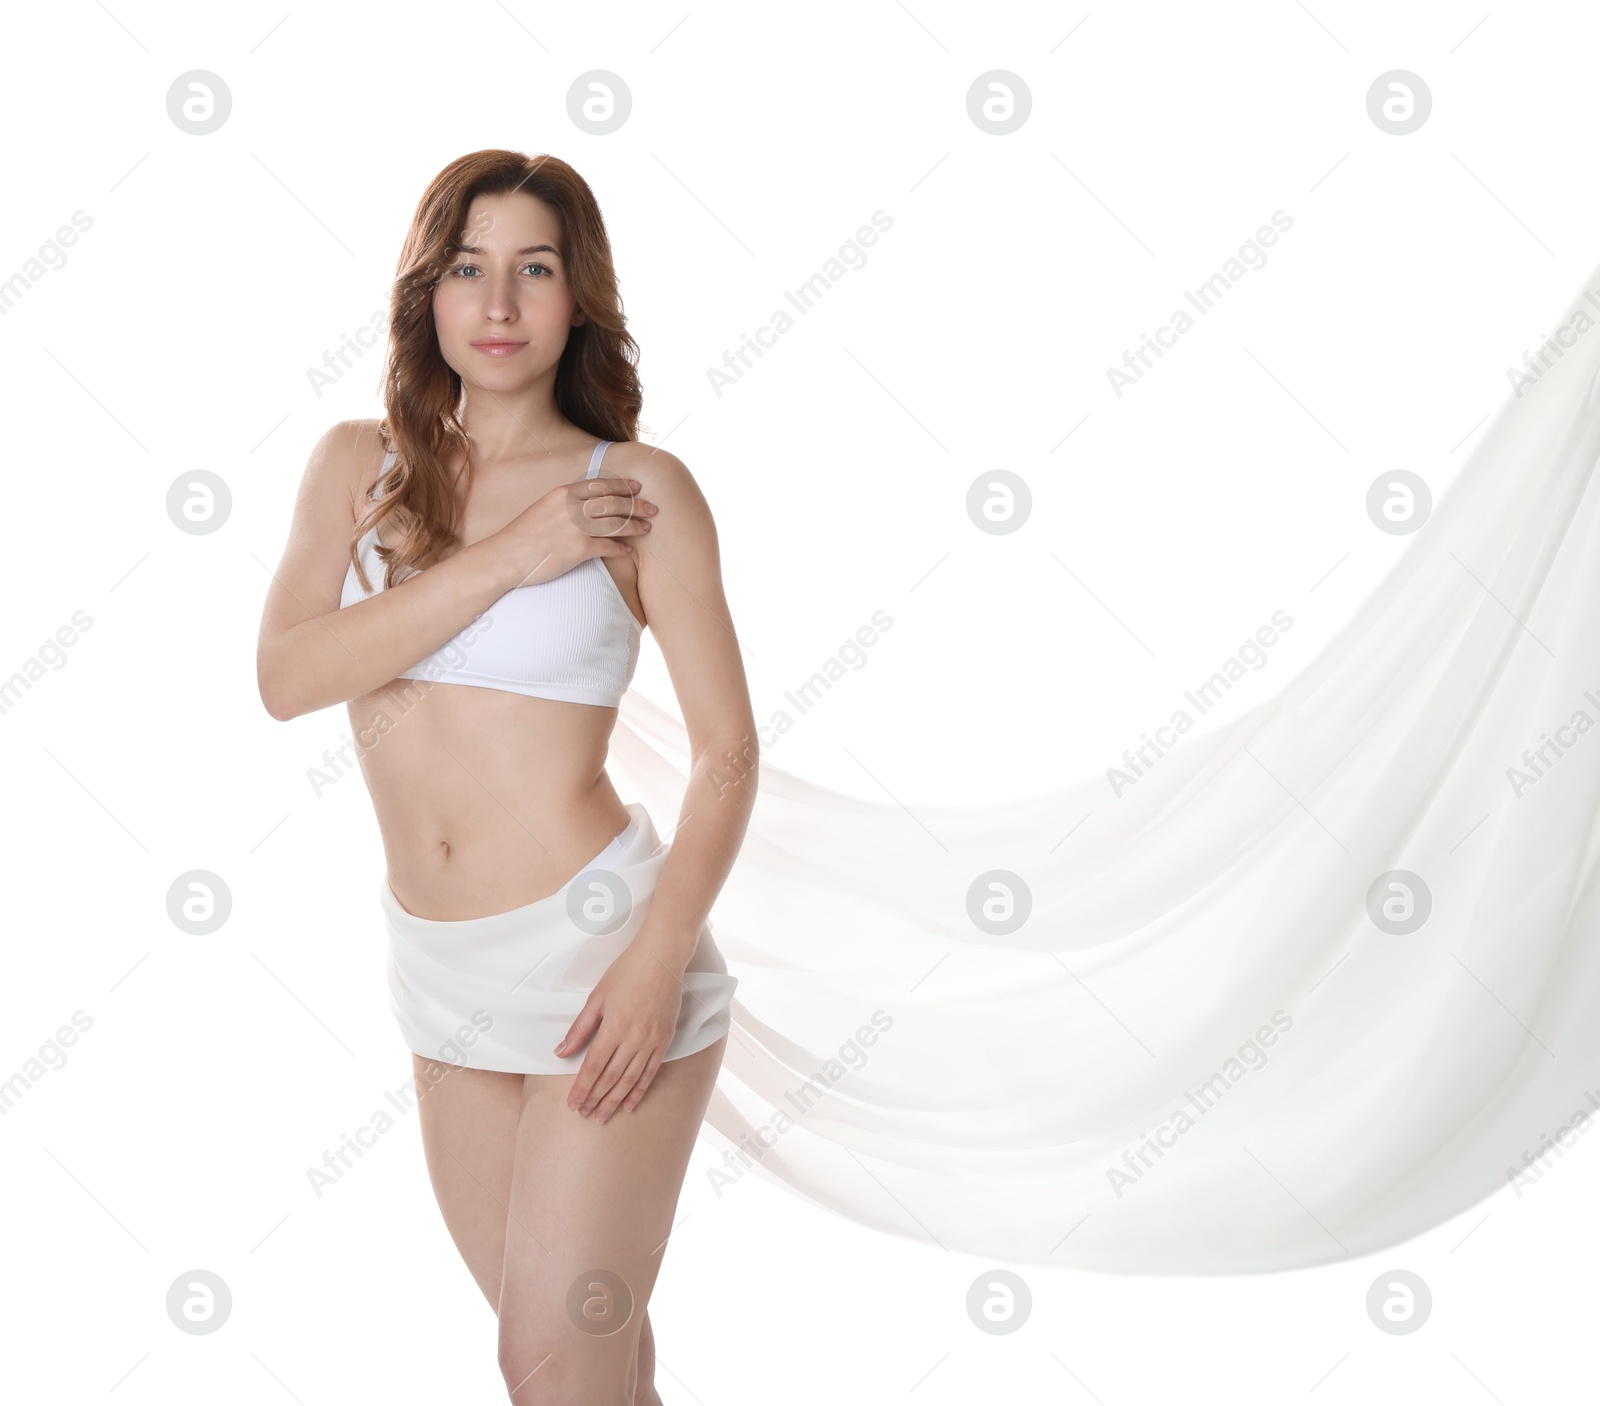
[610,268,1600,1274]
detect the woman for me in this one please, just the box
[256,150,754,1403]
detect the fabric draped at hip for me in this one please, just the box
[380,802,737,1075]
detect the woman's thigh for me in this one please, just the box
[497,1035,728,1381]
[410,1054,526,1308]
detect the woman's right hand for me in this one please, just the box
[491,476,657,589]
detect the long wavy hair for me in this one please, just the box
[350,150,643,594]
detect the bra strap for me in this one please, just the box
[585,441,611,479]
[370,447,396,501]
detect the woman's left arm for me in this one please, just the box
[624,445,759,972]
[561,445,758,1122]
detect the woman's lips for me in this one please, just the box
[471,340,527,356]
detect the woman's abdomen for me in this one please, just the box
[347,678,631,920]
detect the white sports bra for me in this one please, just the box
[339,439,642,708]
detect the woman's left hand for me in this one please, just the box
[555,941,684,1122]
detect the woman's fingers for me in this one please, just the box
[567,1030,618,1112]
[590,511,653,538]
[591,1048,653,1124]
[572,1036,633,1114]
[582,478,657,536]
[621,1052,663,1113]
[573,1042,663,1121]
[578,1054,625,1116]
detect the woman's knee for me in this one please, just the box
[498,1314,640,1403]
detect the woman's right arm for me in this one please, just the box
[255,420,523,721]
[256,421,653,721]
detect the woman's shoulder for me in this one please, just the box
[599,440,716,536]
[599,439,701,496]
[320,417,393,505]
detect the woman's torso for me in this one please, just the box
[342,425,647,921]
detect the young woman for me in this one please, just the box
[256,150,754,1403]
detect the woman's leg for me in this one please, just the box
[410,1055,525,1307]
[634,1310,659,1406]
[410,1051,693,1403]
[496,1034,728,1404]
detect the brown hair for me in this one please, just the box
[350,150,643,593]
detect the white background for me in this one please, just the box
[2,0,1598,1400]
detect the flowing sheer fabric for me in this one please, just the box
[610,267,1600,1274]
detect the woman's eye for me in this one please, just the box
[449,263,550,278]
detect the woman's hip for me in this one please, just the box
[378,801,737,1075]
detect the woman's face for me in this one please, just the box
[431,190,585,389]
